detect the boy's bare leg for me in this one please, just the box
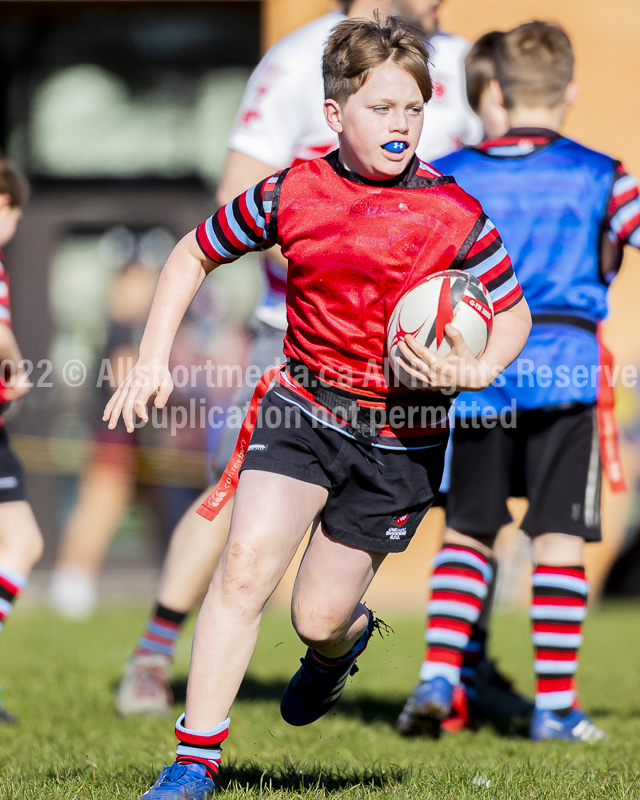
[116,487,232,716]
[532,532,582,566]
[50,460,134,618]
[291,526,386,657]
[0,501,43,575]
[156,491,232,613]
[0,500,43,723]
[184,470,328,730]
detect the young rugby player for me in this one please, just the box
[105,16,530,798]
[0,160,44,723]
[116,0,486,719]
[396,27,527,738]
[402,20,640,742]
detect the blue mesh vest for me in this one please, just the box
[434,137,616,413]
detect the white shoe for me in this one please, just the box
[116,653,173,716]
[48,566,97,620]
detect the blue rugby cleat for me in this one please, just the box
[382,141,408,152]
[141,762,214,799]
[281,612,374,726]
[396,676,455,732]
[530,708,605,742]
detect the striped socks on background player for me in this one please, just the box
[420,545,493,686]
[175,714,230,779]
[134,603,187,660]
[0,566,27,630]
[459,627,487,700]
[531,565,588,713]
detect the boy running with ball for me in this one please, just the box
[104,16,530,799]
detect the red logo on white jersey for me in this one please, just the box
[394,513,409,526]
[432,80,446,99]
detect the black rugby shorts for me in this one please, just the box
[447,403,602,541]
[0,426,26,504]
[240,389,447,553]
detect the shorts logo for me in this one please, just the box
[0,477,18,490]
[247,444,268,453]
[386,513,409,541]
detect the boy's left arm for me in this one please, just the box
[0,324,31,400]
[603,163,640,270]
[398,217,531,391]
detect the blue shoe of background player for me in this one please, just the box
[141,762,214,799]
[530,708,606,742]
[402,676,455,725]
[280,612,375,726]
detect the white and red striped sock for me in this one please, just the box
[531,565,588,712]
[420,545,493,685]
[174,714,230,780]
[0,566,27,630]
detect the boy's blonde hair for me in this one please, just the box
[495,21,574,109]
[323,15,432,107]
[0,159,29,208]
[465,31,503,113]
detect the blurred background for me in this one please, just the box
[2,0,640,609]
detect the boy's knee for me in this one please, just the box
[217,541,265,606]
[532,532,584,565]
[291,613,346,651]
[27,528,44,565]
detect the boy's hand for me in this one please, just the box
[397,325,499,392]
[103,360,173,433]
[4,363,32,400]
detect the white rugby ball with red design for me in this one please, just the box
[387,269,493,389]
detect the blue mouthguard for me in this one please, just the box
[382,141,408,152]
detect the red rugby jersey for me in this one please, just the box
[197,151,522,401]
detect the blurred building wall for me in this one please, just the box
[262,0,333,50]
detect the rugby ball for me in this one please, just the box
[387,270,493,389]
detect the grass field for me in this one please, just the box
[0,601,639,798]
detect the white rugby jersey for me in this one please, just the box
[227,12,482,328]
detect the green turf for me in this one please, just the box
[0,601,639,798]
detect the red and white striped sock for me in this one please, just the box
[420,545,493,685]
[531,565,588,712]
[175,713,230,780]
[0,566,27,630]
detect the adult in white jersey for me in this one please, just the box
[115,0,481,717]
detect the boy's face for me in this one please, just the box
[325,60,424,181]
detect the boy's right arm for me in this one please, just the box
[104,176,279,432]
[103,230,210,432]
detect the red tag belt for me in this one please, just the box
[197,364,283,521]
[597,328,626,493]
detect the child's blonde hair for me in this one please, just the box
[495,21,574,109]
[323,15,432,107]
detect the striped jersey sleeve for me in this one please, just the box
[195,174,280,265]
[0,257,12,328]
[460,218,523,313]
[606,163,640,249]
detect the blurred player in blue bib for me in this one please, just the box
[400,21,640,742]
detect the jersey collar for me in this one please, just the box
[324,150,451,189]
